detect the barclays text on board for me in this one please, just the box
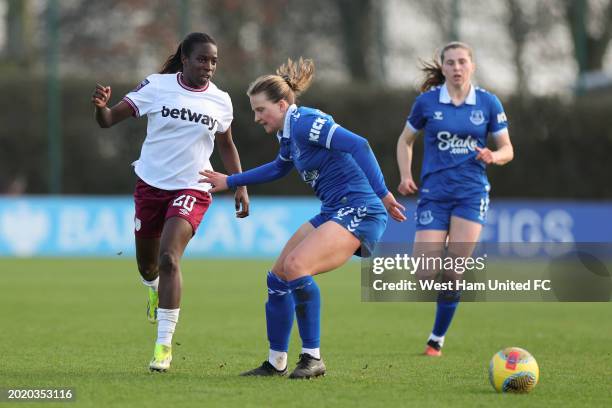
[0,197,610,258]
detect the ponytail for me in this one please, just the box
[276,57,315,97]
[419,59,445,92]
[160,44,183,74]
[247,57,315,104]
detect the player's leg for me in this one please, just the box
[136,237,160,323]
[412,230,448,356]
[241,222,315,377]
[157,217,193,308]
[149,217,193,372]
[133,179,166,324]
[150,189,211,372]
[413,230,447,279]
[283,221,361,379]
[271,222,316,281]
[447,216,483,252]
[413,198,454,356]
[427,215,483,356]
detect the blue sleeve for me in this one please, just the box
[488,94,508,136]
[406,96,426,132]
[227,155,294,188]
[294,114,337,149]
[328,126,389,199]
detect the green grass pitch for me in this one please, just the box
[1,258,611,407]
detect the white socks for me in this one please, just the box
[141,276,159,292]
[156,308,180,346]
[268,348,321,370]
[268,350,287,371]
[302,347,320,359]
[428,333,445,347]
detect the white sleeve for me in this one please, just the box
[122,75,157,117]
[216,93,234,133]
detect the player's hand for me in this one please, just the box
[382,192,407,222]
[92,84,111,108]
[234,186,250,218]
[199,169,229,193]
[397,178,418,196]
[475,146,496,165]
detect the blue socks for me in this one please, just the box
[432,290,461,339]
[266,272,294,352]
[265,273,321,351]
[288,275,321,349]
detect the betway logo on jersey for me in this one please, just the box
[437,131,477,154]
[161,106,218,130]
[308,117,327,143]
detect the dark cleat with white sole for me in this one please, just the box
[288,353,326,379]
[240,361,287,377]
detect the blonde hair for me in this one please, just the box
[247,57,315,104]
[419,42,474,92]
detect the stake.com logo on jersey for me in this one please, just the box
[436,131,478,155]
[161,106,219,131]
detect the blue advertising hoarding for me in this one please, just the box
[0,197,610,258]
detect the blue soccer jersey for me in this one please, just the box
[407,84,508,200]
[279,105,387,211]
[227,105,389,254]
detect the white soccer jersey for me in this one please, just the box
[123,72,233,192]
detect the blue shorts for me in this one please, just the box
[310,203,388,257]
[415,194,489,231]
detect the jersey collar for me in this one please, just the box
[177,72,210,92]
[439,83,476,105]
[277,104,297,141]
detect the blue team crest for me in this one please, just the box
[132,79,150,92]
[418,210,433,225]
[301,169,319,187]
[469,110,485,126]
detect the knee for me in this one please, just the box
[283,254,308,280]
[270,263,286,281]
[438,289,461,303]
[159,251,180,275]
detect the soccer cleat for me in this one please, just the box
[288,353,326,379]
[149,343,172,372]
[424,339,442,357]
[240,361,288,377]
[147,287,159,324]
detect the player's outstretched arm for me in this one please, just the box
[199,156,294,192]
[199,169,230,193]
[91,84,133,128]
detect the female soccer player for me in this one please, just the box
[91,32,249,371]
[200,58,406,379]
[396,42,514,356]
